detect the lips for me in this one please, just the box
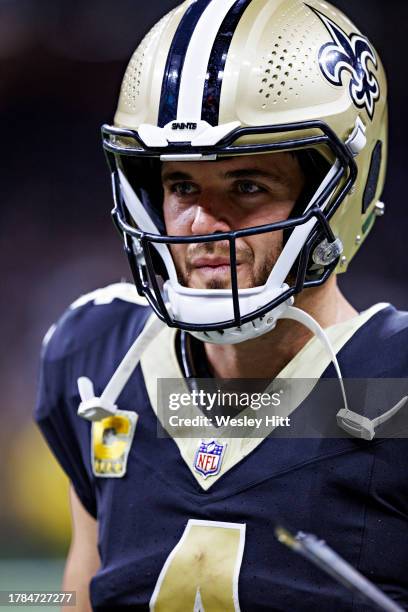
[191,257,233,268]
[189,258,244,282]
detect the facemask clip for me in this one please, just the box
[312,238,343,266]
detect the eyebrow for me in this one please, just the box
[161,167,289,185]
[225,168,289,185]
[161,171,192,183]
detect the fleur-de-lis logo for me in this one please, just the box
[309,6,380,120]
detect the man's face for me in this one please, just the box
[162,153,305,290]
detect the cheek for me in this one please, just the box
[245,229,284,260]
[245,201,294,227]
[163,199,195,235]
[169,243,186,267]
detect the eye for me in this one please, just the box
[170,182,199,196]
[236,181,265,195]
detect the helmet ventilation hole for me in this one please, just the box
[258,2,320,108]
[120,10,174,111]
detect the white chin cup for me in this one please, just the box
[164,281,293,345]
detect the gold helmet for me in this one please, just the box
[102,0,387,344]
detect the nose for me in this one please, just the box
[191,193,232,235]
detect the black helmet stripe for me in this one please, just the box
[158,0,213,128]
[201,0,254,126]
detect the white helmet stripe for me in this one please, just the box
[177,0,240,122]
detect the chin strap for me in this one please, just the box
[283,305,348,409]
[77,315,166,421]
[77,305,406,440]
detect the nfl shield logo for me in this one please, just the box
[194,440,226,479]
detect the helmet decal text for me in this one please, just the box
[309,6,380,120]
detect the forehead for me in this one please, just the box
[161,152,301,180]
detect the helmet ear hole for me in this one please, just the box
[362,140,383,214]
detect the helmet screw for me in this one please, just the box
[340,256,347,267]
[375,201,385,216]
[355,235,362,245]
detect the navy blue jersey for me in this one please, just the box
[35,284,408,611]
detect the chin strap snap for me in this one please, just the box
[336,397,408,441]
[283,306,408,440]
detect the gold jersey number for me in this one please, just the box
[150,519,246,611]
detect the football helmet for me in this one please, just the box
[102,0,387,344]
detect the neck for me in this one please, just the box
[204,277,357,379]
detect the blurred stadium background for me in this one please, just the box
[1,0,407,605]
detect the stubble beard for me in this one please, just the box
[174,240,283,290]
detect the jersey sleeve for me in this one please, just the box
[34,283,153,520]
[34,326,97,519]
